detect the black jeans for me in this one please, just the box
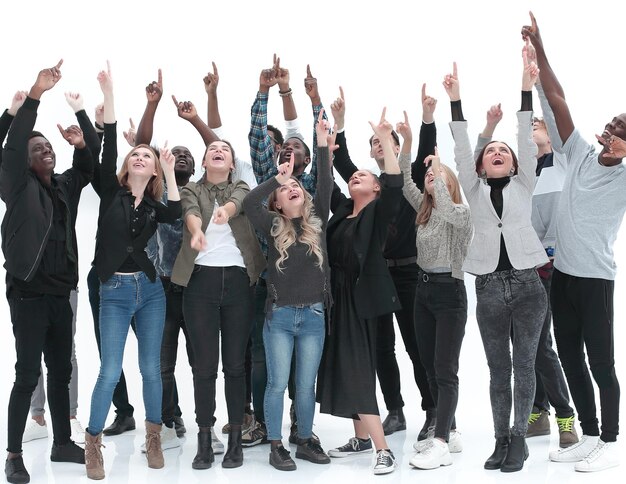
[376,263,434,412]
[476,268,547,438]
[183,265,254,427]
[551,269,620,442]
[532,267,574,418]
[414,273,467,441]
[160,278,193,426]
[87,266,134,418]
[7,293,73,453]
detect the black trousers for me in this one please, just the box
[551,269,620,442]
[376,263,434,412]
[7,293,73,453]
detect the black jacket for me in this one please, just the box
[327,173,404,320]
[0,97,93,283]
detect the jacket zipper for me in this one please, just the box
[24,205,53,280]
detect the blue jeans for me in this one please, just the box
[263,303,325,441]
[87,272,165,435]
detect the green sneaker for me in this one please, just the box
[526,408,550,437]
[556,415,579,448]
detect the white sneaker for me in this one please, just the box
[448,430,463,453]
[211,427,224,454]
[409,438,452,469]
[413,426,435,451]
[22,419,48,443]
[70,418,86,444]
[372,449,397,475]
[575,440,620,472]
[140,424,180,452]
[550,434,599,462]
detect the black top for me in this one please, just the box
[93,123,181,283]
[486,177,513,271]
[332,122,436,260]
[328,216,359,275]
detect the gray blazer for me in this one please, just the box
[450,111,548,275]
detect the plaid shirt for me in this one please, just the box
[248,91,327,269]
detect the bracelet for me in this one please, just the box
[94,122,105,131]
[279,88,292,97]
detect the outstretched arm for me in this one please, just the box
[414,83,437,189]
[172,96,219,146]
[136,69,163,145]
[0,91,28,169]
[522,12,574,144]
[249,63,279,183]
[396,111,423,210]
[474,103,503,160]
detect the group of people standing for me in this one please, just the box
[1,12,624,483]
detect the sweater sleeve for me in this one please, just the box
[515,111,539,193]
[332,130,358,183]
[432,177,471,227]
[450,120,480,199]
[227,180,251,215]
[0,109,15,169]
[399,152,423,211]
[242,176,281,237]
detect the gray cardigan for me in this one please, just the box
[450,111,548,275]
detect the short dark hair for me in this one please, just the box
[28,131,47,141]
[267,125,284,146]
[368,130,400,148]
[285,136,311,159]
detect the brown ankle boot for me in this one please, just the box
[85,431,105,480]
[145,421,164,469]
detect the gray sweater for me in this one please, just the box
[399,153,472,280]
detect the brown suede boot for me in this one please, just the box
[85,431,105,480]
[145,422,164,469]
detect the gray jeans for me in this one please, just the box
[30,289,79,417]
[475,269,547,438]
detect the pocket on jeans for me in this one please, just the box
[101,277,120,290]
[475,275,489,291]
[310,302,324,316]
[511,269,539,284]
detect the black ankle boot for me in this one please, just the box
[500,435,528,473]
[382,408,407,436]
[222,426,243,468]
[192,429,214,470]
[484,436,510,470]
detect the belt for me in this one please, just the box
[386,256,417,268]
[418,271,456,283]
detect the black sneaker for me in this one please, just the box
[50,441,85,464]
[5,456,30,484]
[173,416,186,438]
[269,446,297,471]
[103,415,136,436]
[328,437,373,457]
[296,438,330,464]
[241,420,268,447]
[373,449,397,475]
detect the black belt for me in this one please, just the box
[418,271,456,283]
[386,256,417,267]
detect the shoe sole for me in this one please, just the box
[409,459,452,469]
[22,434,48,444]
[328,449,372,458]
[526,430,550,437]
[295,452,331,464]
[221,460,243,469]
[373,464,397,475]
[575,462,619,472]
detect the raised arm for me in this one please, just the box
[313,110,334,223]
[517,46,540,190]
[303,65,328,183]
[65,92,101,163]
[0,91,28,169]
[96,61,119,187]
[429,149,471,227]
[172,96,219,146]
[522,12,574,144]
[136,69,162,146]
[329,86,358,182]
[396,111,423,210]
[413,83,438,189]
[204,61,222,129]
[474,103,503,160]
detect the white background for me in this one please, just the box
[0,0,624,482]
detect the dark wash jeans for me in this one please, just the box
[87,266,135,418]
[414,272,467,441]
[183,265,254,427]
[7,292,73,453]
[475,268,547,438]
[377,263,434,412]
[531,266,574,418]
[551,269,620,442]
[160,278,193,426]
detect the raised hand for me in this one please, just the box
[421,83,437,123]
[159,142,175,174]
[521,11,542,49]
[64,92,84,113]
[275,152,295,185]
[424,146,441,173]
[97,60,113,95]
[442,62,460,101]
[369,107,393,139]
[304,65,320,102]
[330,86,346,130]
[522,47,539,91]
[94,103,105,127]
[8,90,28,116]
[596,134,626,160]
[172,95,198,120]
[203,62,219,94]
[315,109,332,147]
[274,55,290,91]
[57,124,85,148]
[259,65,278,92]
[396,110,412,142]
[487,103,503,127]
[212,206,230,225]
[146,69,163,104]
[31,59,63,98]
[123,117,136,146]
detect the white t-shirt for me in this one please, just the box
[194,204,246,268]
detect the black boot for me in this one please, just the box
[222,426,243,468]
[500,435,528,473]
[418,408,437,441]
[382,408,407,436]
[192,428,214,470]
[484,436,510,470]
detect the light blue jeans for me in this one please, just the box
[263,302,325,441]
[87,272,165,435]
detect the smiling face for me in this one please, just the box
[424,166,450,195]
[126,146,158,179]
[348,170,381,197]
[272,178,306,217]
[600,113,626,144]
[28,136,56,178]
[478,141,517,178]
[171,145,195,178]
[277,137,310,175]
[203,140,234,175]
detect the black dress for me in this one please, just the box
[317,215,379,418]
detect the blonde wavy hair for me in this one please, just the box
[416,164,463,226]
[267,177,324,273]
